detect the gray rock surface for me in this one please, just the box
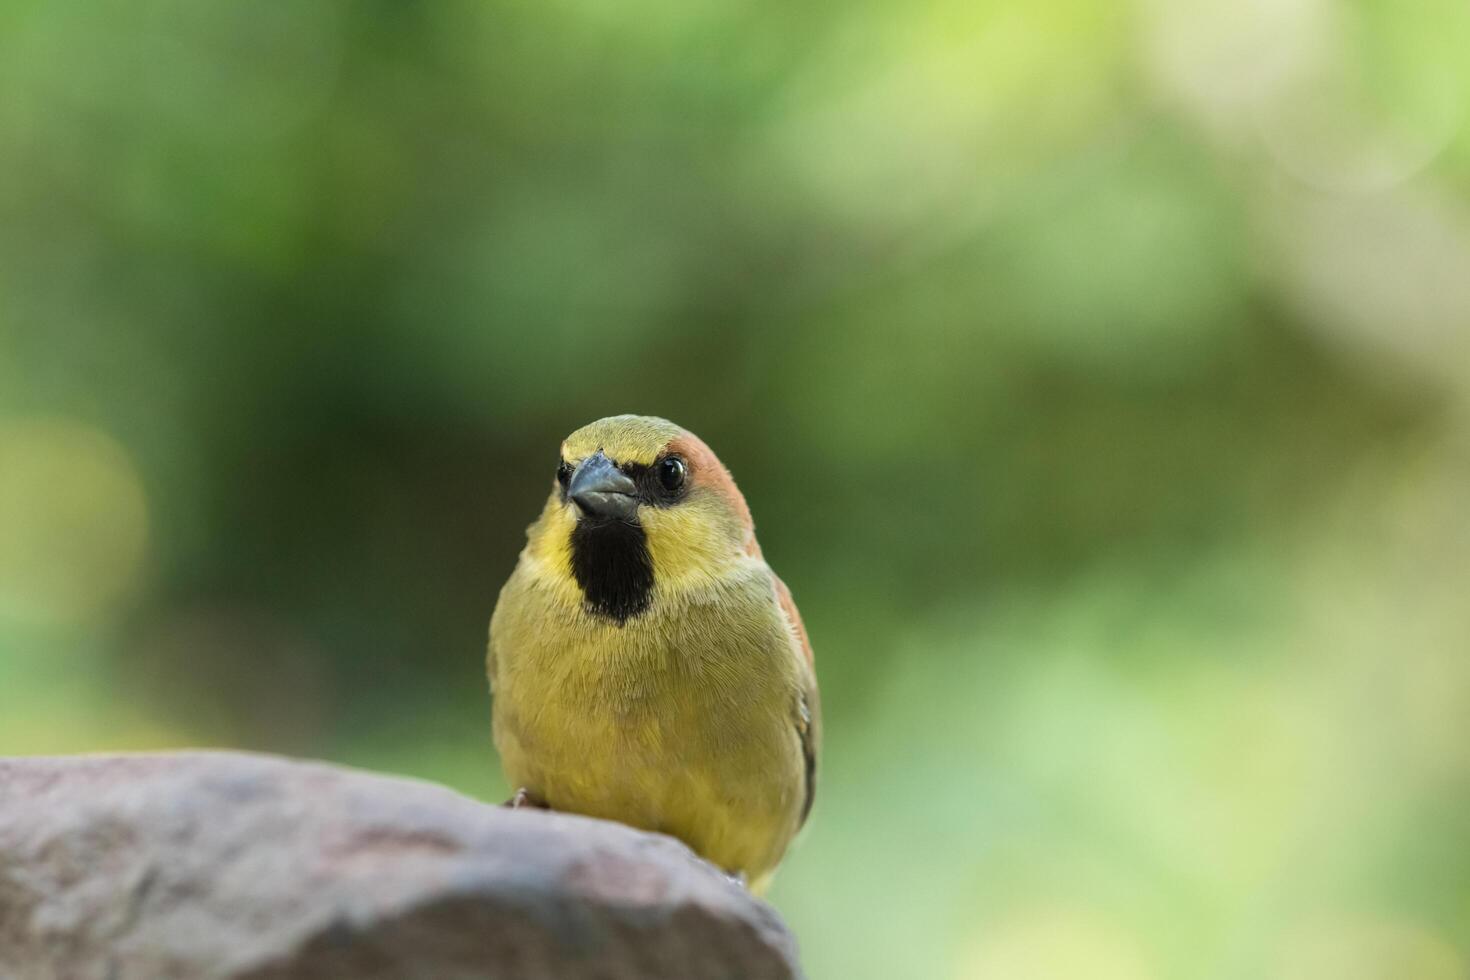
[0,752,803,980]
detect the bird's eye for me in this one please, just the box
[556,460,573,487]
[658,456,686,493]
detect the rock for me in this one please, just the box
[0,752,804,980]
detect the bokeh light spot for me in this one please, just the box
[1275,915,1463,980]
[956,905,1155,980]
[1253,0,1470,193]
[0,417,149,624]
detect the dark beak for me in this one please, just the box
[567,450,639,522]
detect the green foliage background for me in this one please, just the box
[3,3,1470,977]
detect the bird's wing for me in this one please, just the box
[773,575,814,669]
[774,573,820,828]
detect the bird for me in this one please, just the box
[488,414,819,894]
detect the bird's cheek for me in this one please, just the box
[641,507,737,589]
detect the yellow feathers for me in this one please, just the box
[488,415,819,893]
[559,414,682,468]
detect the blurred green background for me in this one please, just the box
[3,1,1470,977]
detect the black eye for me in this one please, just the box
[658,456,686,494]
[556,460,573,488]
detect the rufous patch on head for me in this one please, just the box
[668,432,758,555]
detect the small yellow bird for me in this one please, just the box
[488,415,819,893]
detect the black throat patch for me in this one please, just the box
[569,519,654,624]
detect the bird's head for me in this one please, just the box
[523,415,758,623]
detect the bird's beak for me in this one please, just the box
[567,450,639,522]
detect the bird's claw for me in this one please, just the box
[504,787,548,810]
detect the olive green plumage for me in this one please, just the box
[488,415,819,893]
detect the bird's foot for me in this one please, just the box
[503,787,549,810]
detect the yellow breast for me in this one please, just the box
[489,553,810,891]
